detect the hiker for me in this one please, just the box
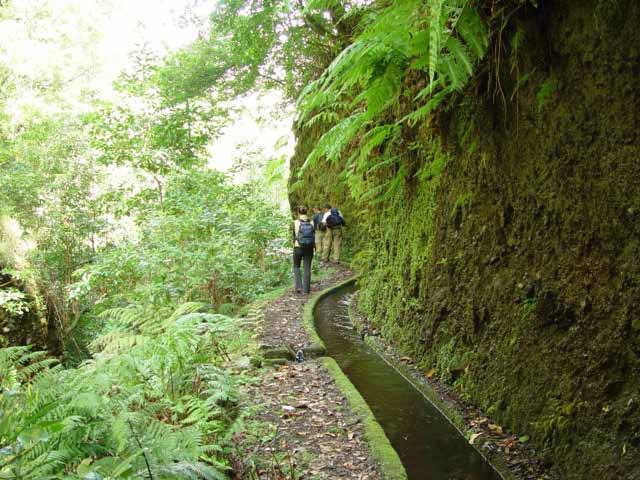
[312,206,325,251]
[321,204,345,263]
[292,206,315,294]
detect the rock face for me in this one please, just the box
[0,268,54,351]
[289,1,640,478]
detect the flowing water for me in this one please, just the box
[314,286,503,480]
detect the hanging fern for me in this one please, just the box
[297,0,488,201]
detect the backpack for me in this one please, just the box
[325,208,343,228]
[297,220,315,246]
[312,212,325,231]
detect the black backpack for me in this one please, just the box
[312,212,326,231]
[325,208,343,228]
[297,220,315,246]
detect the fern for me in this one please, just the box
[297,0,489,201]
[0,303,243,479]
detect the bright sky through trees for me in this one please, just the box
[0,0,293,174]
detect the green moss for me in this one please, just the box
[535,78,558,112]
[319,357,407,480]
[291,2,640,477]
[452,191,474,213]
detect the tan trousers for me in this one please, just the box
[322,227,342,262]
[315,230,325,252]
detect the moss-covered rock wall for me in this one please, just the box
[290,1,640,477]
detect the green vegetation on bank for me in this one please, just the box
[0,1,295,477]
[287,0,640,478]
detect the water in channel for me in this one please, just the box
[314,286,502,480]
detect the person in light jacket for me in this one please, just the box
[321,203,345,263]
[312,206,325,251]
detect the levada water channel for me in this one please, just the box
[314,285,503,480]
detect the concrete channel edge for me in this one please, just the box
[300,275,359,357]
[346,297,516,480]
[306,275,407,480]
[320,356,408,480]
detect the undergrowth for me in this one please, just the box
[0,303,248,479]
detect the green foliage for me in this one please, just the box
[536,78,558,112]
[70,170,289,323]
[452,191,474,212]
[153,0,364,103]
[531,399,587,447]
[0,302,245,478]
[0,2,304,477]
[296,0,488,201]
[521,297,537,317]
[0,288,29,316]
[357,141,449,351]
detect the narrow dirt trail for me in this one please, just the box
[231,267,384,479]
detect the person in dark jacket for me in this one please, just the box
[292,206,315,294]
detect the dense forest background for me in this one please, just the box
[1,0,638,479]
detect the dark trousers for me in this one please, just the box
[293,246,314,293]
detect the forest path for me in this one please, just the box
[230,266,384,479]
[256,265,352,352]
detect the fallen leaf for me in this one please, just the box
[469,432,483,445]
[503,437,518,448]
[488,423,503,435]
[426,368,437,379]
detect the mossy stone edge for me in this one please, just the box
[301,275,360,357]
[319,356,408,480]
[305,276,407,480]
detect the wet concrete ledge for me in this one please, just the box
[301,275,360,357]
[320,356,408,480]
[346,294,518,480]
[306,275,407,480]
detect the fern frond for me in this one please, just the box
[457,6,488,59]
[158,460,228,480]
[167,302,208,323]
[428,0,445,88]
[401,85,456,126]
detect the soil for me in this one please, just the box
[257,265,352,351]
[231,266,383,480]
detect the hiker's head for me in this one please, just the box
[324,203,332,211]
[298,206,308,215]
